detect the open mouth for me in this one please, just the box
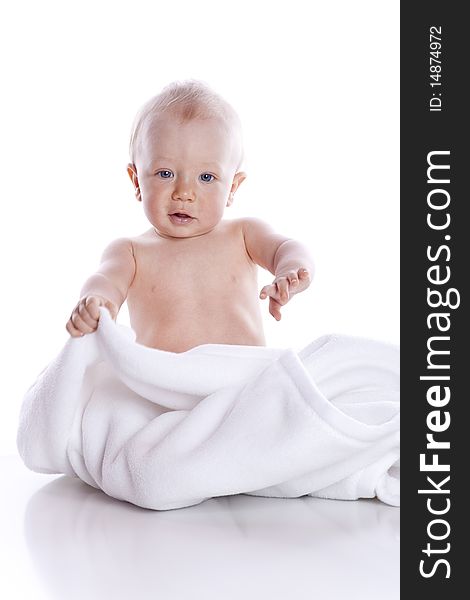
[169,212,194,224]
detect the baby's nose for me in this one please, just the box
[171,187,194,202]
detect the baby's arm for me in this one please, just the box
[66,238,136,337]
[242,218,314,321]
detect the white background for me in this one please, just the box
[0,0,399,454]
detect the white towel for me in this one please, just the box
[17,308,400,510]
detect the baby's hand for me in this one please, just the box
[66,295,118,337]
[259,268,311,321]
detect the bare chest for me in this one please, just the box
[129,227,257,308]
[125,224,265,350]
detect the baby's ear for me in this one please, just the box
[227,171,247,206]
[127,163,141,201]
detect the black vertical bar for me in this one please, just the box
[401,1,467,595]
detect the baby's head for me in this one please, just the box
[127,80,246,239]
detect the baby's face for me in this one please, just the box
[131,114,244,239]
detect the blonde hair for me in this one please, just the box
[129,79,244,170]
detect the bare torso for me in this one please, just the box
[127,219,266,352]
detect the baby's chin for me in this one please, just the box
[153,220,221,240]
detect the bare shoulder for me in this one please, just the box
[238,216,290,247]
[100,236,135,261]
[125,228,157,253]
[237,216,277,236]
[225,216,277,239]
[217,217,245,235]
[128,228,155,244]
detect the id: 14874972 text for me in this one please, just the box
[429,26,443,112]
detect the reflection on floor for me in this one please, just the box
[2,455,399,599]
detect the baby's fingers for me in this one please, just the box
[84,296,102,321]
[260,283,276,300]
[260,280,289,305]
[269,297,282,321]
[276,278,289,304]
[73,309,97,332]
[77,298,99,327]
[286,270,299,288]
[65,318,84,337]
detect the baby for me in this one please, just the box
[66,80,314,353]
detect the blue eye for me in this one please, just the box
[200,173,214,182]
[157,170,173,179]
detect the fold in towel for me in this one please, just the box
[17,308,400,510]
